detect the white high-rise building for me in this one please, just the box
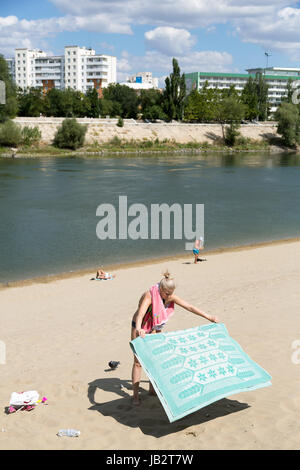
[35,55,65,91]
[14,48,47,89]
[6,46,117,95]
[64,45,116,94]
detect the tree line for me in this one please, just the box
[1,54,299,147]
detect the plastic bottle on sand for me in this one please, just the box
[57,429,80,437]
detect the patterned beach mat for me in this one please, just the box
[130,323,271,422]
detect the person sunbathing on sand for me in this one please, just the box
[130,270,219,405]
[96,269,116,280]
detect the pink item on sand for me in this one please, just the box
[142,283,175,334]
[23,405,35,411]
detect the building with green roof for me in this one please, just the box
[185,67,300,114]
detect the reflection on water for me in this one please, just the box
[0,151,300,283]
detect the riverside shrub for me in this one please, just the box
[53,118,87,150]
[0,120,22,146]
[117,117,124,127]
[275,102,300,148]
[21,126,42,146]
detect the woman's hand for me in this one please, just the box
[137,329,146,338]
[209,315,220,323]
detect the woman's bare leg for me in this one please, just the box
[131,326,142,405]
[132,357,142,405]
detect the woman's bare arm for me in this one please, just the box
[135,291,152,336]
[172,294,219,323]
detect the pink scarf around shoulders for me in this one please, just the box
[142,283,175,333]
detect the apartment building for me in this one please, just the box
[5,46,117,95]
[14,48,47,90]
[126,72,159,89]
[185,67,300,113]
[35,55,65,92]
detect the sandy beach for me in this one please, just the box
[1,239,300,450]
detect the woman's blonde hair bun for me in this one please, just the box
[160,270,175,292]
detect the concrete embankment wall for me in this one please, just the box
[13,117,279,145]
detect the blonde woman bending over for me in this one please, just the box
[131,271,219,405]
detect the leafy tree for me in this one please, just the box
[216,95,245,143]
[164,58,186,121]
[256,73,269,121]
[17,87,44,117]
[184,89,203,122]
[0,55,18,122]
[241,76,259,120]
[139,89,165,121]
[282,78,295,104]
[241,74,269,121]
[61,89,89,117]
[142,104,167,121]
[99,97,114,117]
[275,102,300,148]
[44,88,90,117]
[44,88,64,117]
[221,84,239,100]
[103,84,139,118]
[53,118,87,150]
[198,82,222,122]
[86,88,100,118]
[0,120,22,146]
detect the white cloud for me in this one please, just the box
[117,49,233,83]
[0,13,132,57]
[2,1,300,73]
[0,15,18,28]
[47,1,300,62]
[235,6,300,60]
[99,42,115,53]
[49,0,298,28]
[145,27,196,55]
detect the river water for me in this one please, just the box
[0,152,300,283]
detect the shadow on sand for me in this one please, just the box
[87,377,249,438]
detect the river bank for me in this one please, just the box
[1,236,299,290]
[0,118,293,157]
[12,117,280,145]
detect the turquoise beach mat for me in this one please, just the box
[130,323,271,422]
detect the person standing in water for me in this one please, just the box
[131,271,219,405]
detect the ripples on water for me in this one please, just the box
[0,152,300,282]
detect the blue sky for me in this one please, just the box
[1,0,300,84]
